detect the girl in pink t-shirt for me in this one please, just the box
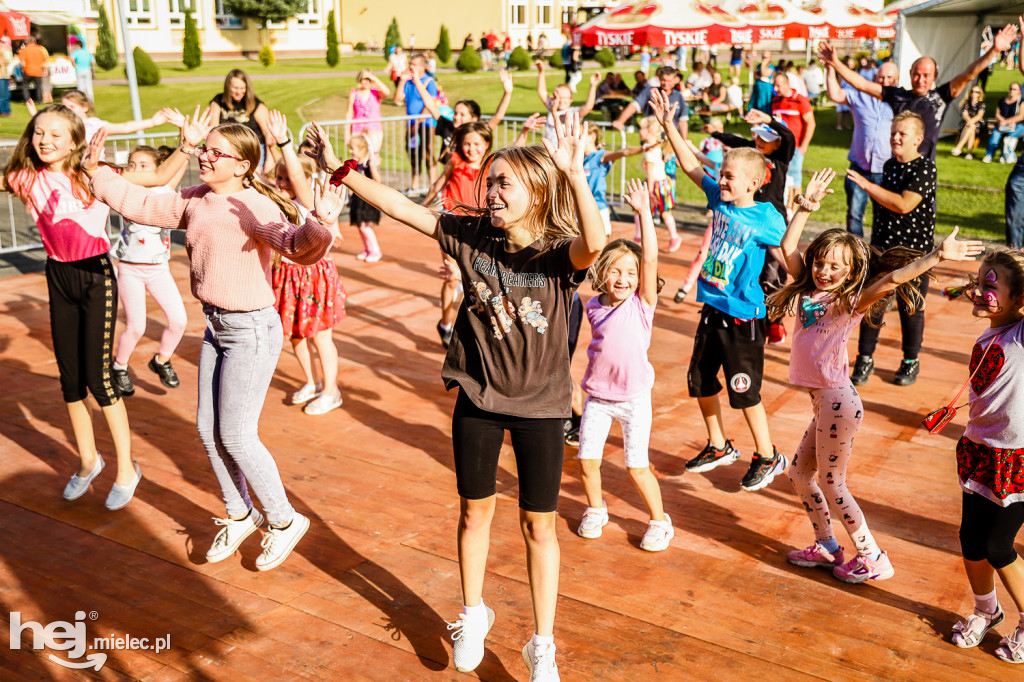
[769,168,984,585]
[343,70,389,154]
[576,179,673,552]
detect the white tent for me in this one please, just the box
[896,0,1024,132]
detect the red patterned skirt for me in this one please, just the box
[272,257,346,339]
[957,436,1024,506]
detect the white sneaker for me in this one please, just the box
[447,605,495,672]
[983,154,993,163]
[206,508,265,563]
[640,515,674,552]
[290,382,322,404]
[577,504,609,539]
[255,512,310,571]
[63,454,105,500]
[522,640,560,681]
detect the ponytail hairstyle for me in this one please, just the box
[213,123,300,224]
[588,239,664,294]
[3,104,93,207]
[452,121,493,164]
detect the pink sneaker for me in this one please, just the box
[668,235,683,253]
[787,543,845,569]
[833,551,894,583]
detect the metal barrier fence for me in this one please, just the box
[0,115,628,254]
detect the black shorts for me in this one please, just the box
[687,303,765,409]
[451,390,565,512]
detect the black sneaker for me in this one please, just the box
[564,412,582,447]
[673,288,688,304]
[437,322,454,349]
[740,447,788,492]
[851,355,874,386]
[685,440,740,473]
[112,366,134,397]
[148,355,180,388]
[893,358,920,386]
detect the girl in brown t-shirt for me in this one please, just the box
[305,113,607,680]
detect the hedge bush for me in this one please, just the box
[326,10,339,67]
[595,47,615,68]
[259,45,275,67]
[436,25,451,64]
[508,46,532,71]
[456,46,482,73]
[548,50,563,68]
[127,47,160,85]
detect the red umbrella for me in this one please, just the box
[0,10,30,41]
[799,0,896,40]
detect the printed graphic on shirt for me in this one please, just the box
[467,255,550,340]
[799,295,827,328]
[970,341,1005,395]
[701,210,752,290]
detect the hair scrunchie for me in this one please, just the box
[330,159,359,187]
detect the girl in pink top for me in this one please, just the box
[769,168,984,585]
[344,69,389,154]
[2,104,200,511]
[576,179,673,553]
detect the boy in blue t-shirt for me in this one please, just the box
[649,88,788,491]
[581,125,648,235]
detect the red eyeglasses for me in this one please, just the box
[195,145,241,162]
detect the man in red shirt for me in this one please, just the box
[771,71,816,208]
[17,36,48,104]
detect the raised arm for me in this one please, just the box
[408,71,442,120]
[623,178,659,306]
[119,106,213,188]
[817,41,881,99]
[267,110,315,210]
[825,65,848,105]
[393,70,409,106]
[86,165,187,229]
[513,113,543,147]
[576,72,601,119]
[488,69,514,129]
[534,60,550,106]
[857,227,984,312]
[779,168,836,278]
[304,122,439,238]
[611,101,639,131]
[542,112,606,269]
[949,23,1017,98]
[343,93,356,146]
[846,168,921,214]
[422,161,454,206]
[650,88,704,186]
[102,107,172,135]
[601,142,647,164]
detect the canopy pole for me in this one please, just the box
[114,0,143,125]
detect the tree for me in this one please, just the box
[183,7,202,70]
[127,47,160,85]
[224,0,306,47]
[384,18,401,63]
[326,10,339,67]
[95,4,118,71]
[456,46,481,73]
[436,25,451,64]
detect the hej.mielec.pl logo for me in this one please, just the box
[10,610,171,670]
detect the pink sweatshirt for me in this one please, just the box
[20,170,111,262]
[90,167,332,311]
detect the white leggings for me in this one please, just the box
[578,393,653,468]
[115,261,188,365]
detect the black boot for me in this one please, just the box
[851,355,874,386]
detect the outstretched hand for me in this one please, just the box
[313,180,346,225]
[541,110,585,174]
[993,23,1018,53]
[499,68,514,94]
[743,108,772,126]
[180,105,214,147]
[159,107,185,129]
[804,168,836,204]
[816,41,837,67]
[938,226,986,262]
[846,167,868,189]
[590,72,601,87]
[522,112,544,132]
[623,178,651,214]
[267,109,290,145]
[82,128,107,174]
[303,121,342,173]
[648,88,678,130]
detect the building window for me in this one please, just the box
[125,0,155,25]
[510,0,526,27]
[83,0,100,19]
[561,3,577,27]
[168,0,202,27]
[296,0,321,26]
[215,0,244,29]
[536,0,553,27]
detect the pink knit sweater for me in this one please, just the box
[91,167,332,311]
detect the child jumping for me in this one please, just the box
[576,178,673,552]
[770,168,984,583]
[304,110,606,681]
[638,116,681,252]
[649,88,789,491]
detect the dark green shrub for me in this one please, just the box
[508,46,532,70]
[436,25,451,64]
[259,44,275,67]
[456,46,482,73]
[183,8,201,70]
[548,49,563,68]
[326,10,339,66]
[96,5,118,70]
[595,47,615,68]
[354,42,367,52]
[384,18,401,63]
[127,47,160,85]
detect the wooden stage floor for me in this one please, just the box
[0,218,1016,681]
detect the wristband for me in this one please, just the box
[179,145,195,155]
[276,137,292,148]
[329,159,359,186]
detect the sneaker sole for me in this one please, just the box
[833,566,895,584]
[206,511,265,563]
[787,557,841,569]
[454,608,495,672]
[741,454,789,492]
[685,450,740,474]
[255,514,310,571]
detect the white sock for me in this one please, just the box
[531,633,554,647]
[113,361,127,371]
[439,322,453,331]
[462,601,486,619]
[973,588,998,615]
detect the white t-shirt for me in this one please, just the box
[726,84,743,110]
[544,106,580,145]
[964,318,1024,449]
[643,147,667,182]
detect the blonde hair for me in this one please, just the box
[356,68,374,85]
[3,105,93,206]
[214,123,300,224]
[588,238,664,294]
[892,111,925,138]
[60,88,94,115]
[723,147,767,185]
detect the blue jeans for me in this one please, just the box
[986,123,1024,158]
[0,78,10,115]
[196,305,295,527]
[1006,160,1024,248]
[844,164,883,237]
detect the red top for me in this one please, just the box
[443,156,484,213]
[771,92,813,146]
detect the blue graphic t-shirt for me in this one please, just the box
[696,174,786,319]
[583,151,612,210]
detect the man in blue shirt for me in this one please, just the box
[394,53,438,192]
[70,37,95,103]
[825,61,897,237]
[610,66,688,139]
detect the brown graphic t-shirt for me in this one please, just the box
[438,213,585,418]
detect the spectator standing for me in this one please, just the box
[386,46,407,87]
[0,40,10,117]
[409,33,416,50]
[771,71,816,207]
[209,69,277,173]
[984,83,1024,164]
[729,45,744,80]
[17,36,47,104]
[613,66,689,140]
[825,61,897,237]
[803,59,824,104]
[70,38,95,103]
[749,50,775,114]
[1006,28,1024,249]
[394,53,439,192]
[479,32,493,71]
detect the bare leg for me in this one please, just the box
[628,466,666,521]
[290,338,317,387]
[741,402,773,456]
[100,399,134,485]
[697,395,726,448]
[441,279,460,327]
[66,400,98,475]
[458,496,497,607]
[570,383,584,416]
[997,557,1024,612]
[578,458,603,508]
[520,509,560,637]
[964,557,997,597]
[311,328,339,396]
[663,211,678,239]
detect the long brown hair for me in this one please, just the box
[213,123,300,224]
[222,69,257,114]
[3,105,93,207]
[451,121,493,164]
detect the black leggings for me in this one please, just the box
[857,276,929,359]
[46,254,120,406]
[960,492,1024,569]
[451,391,565,512]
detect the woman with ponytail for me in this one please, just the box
[83,123,345,571]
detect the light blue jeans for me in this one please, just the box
[197,305,295,527]
[986,123,1024,159]
[845,163,883,237]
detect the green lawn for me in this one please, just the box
[2,55,1017,240]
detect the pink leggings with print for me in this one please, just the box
[788,384,880,557]
[115,261,187,365]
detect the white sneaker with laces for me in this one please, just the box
[447,605,495,672]
[577,504,609,539]
[255,512,310,571]
[206,508,265,563]
[640,515,674,552]
[523,640,560,681]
